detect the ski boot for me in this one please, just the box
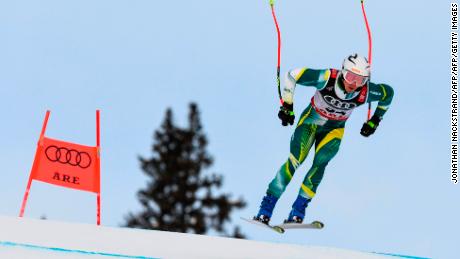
[284,195,311,224]
[254,193,278,225]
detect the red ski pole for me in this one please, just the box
[270,0,283,105]
[361,0,373,120]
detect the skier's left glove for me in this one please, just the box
[360,115,381,137]
[278,102,295,126]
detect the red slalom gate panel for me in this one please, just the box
[31,137,100,193]
[19,110,102,225]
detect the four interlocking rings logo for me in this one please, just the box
[45,145,92,169]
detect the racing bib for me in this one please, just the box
[311,69,368,121]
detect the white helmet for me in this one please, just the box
[342,53,370,77]
[341,53,370,86]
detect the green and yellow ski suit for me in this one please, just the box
[266,68,394,200]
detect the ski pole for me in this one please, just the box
[361,0,372,120]
[270,0,283,105]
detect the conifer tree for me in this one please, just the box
[125,103,246,238]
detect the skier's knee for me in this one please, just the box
[289,154,301,170]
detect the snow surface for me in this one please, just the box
[0,216,402,259]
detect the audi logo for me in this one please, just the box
[45,145,92,169]
[324,95,357,110]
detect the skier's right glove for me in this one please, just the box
[278,102,295,126]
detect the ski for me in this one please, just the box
[241,217,285,234]
[276,220,324,230]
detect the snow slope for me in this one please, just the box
[0,216,409,259]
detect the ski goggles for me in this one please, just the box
[342,70,369,86]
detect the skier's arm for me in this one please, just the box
[361,83,395,137]
[278,68,330,127]
[282,68,330,104]
[367,83,395,120]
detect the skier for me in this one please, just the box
[254,53,394,224]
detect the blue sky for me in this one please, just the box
[0,1,454,258]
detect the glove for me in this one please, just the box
[278,102,295,126]
[360,115,381,137]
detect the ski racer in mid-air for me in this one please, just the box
[254,53,394,224]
